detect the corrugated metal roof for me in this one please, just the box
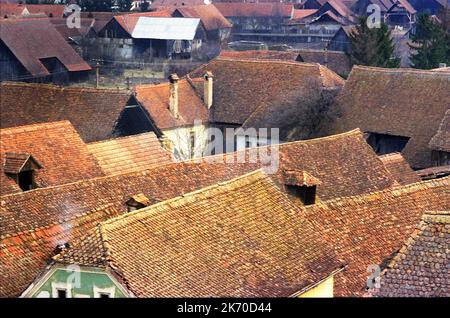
[132,17,200,40]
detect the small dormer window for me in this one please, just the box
[282,169,321,206]
[3,153,42,191]
[125,193,151,212]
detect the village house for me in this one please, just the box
[214,2,294,41]
[374,211,450,297]
[327,25,354,52]
[0,121,104,195]
[405,0,447,15]
[0,18,91,83]
[96,11,204,60]
[21,170,345,298]
[0,130,400,297]
[299,176,450,296]
[330,66,450,169]
[188,57,345,150]
[134,74,210,160]
[171,4,233,44]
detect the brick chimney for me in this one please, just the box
[169,73,179,118]
[203,71,213,109]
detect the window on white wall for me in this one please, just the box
[93,286,115,298]
[51,282,72,298]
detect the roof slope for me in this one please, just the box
[87,132,174,175]
[218,49,301,61]
[0,18,91,76]
[379,153,421,185]
[375,211,450,297]
[296,49,352,77]
[56,171,343,297]
[174,4,232,30]
[300,176,450,296]
[333,66,450,168]
[214,3,293,17]
[429,109,450,152]
[135,78,209,129]
[0,82,132,142]
[110,10,173,35]
[0,121,104,195]
[0,205,121,298]
[0,130,396,238]
[188,58,344,138]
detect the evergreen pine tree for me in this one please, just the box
[348,17,400,68]
[409,14,448,69]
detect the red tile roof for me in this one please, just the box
[332,66,450,169]
[292,9,317,20]
[219,49,301,61]
[214,3,293,17]
[135,78,209,129]
[0,121,105,195]
[24,4,65,18]
[55,171,344,297]
[379,153,421,185]
[0,130,396,239]
[0,18,91,76]
[174,4,232,30]
[301,176,450,296]
[375,211,450,297]
[87,132,174,175]
[0,82,132,143]
[0,3,27,17]
[111,10,174,35]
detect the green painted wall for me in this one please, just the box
[31,267,127,298]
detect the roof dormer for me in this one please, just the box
[4,153,42,191]
[282,169,321,206]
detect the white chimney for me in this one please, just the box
[168,73,179,118]
[204,71,213,109]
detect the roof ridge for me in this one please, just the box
[86,131,159,146]
[351,65,450,77]
[100,169,268,228]
[1,81,131,94]
[216,57,321,68]
[303,176,450,212]
[0,120,73,134]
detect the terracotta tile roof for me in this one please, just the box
[0,205,122,298]
[295,49,352,77]
[111,10,173,35]
[429,109,450,153]
[332,66,450,169]
[49,17,95,39]
[416,165,450,180]
[0,18,91,76]
[0,121,104,195]
[135,78,209,129]
[24,4,65,18]
[151,0,206,7]
[3,153,42,175]
[292,9,317,20]
[87,132,174,175]
[0,3,27,17]
[375,211,450,297]
[218,49,301,61]
[379,153,421,185]
[56,170,344,297]
[0,82,132,143]
[282,169,321,186]
[0,130,396,239]
[188,58,344,138]
[300,176,450,296]
[214,3,293,18]
[174,4,232,30]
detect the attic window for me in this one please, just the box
[366,132,410,155]
[282,169,321,206]
[4,153,42,191]
[126,193,151,212]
